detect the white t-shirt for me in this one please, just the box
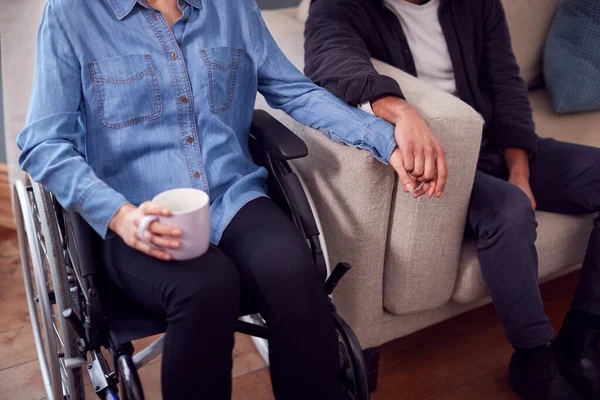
[359,0,456,113]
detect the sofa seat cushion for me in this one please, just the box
[530,89,600,148]
[452,211,594,304]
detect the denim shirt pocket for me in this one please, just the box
[201,47,243,114]
[88,54,162,130]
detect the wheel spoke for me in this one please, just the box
[53,322,65,348]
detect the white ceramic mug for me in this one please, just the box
[137,188,210,261]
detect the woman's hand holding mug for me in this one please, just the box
[109,201,182,261]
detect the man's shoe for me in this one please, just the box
[554,315,600,400]
[509,343,582,400]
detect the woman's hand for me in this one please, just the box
[109,202,182,261]
[372,96,448,198]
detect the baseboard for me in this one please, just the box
[0,163,15,230]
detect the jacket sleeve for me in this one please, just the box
[480,0,538,154]
[248,0,397,164]
[17,3,129,238]
[303,0,405,106]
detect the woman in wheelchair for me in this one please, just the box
[17,0,399,398]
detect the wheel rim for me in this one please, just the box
[31,181,84,399]
[334,313,370,400]
[15,180,62,400]
[15,180,86,400]
[338,336,360,400]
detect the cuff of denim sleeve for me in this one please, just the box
[364,117,398,164]
[76,180,130,239]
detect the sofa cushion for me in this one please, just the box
[452,211,594,304]
[274,6,299,20]
[495,0,562,88]
[530,89,600,148]
[297,0,310,22]
[544,0,600,114]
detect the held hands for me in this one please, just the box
[372,96,448,198]
[108,202,182,261]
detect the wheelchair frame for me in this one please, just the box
[14,110,370,400]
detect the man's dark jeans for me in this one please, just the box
[468,138,600,348]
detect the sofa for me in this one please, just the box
[256,0,600,371]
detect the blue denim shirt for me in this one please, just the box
[18,0,397,243]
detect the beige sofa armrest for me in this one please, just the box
[259,11,482,334]
[372,61,483,315]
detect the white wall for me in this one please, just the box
[0,0,45,187]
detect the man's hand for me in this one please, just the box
[390,148,435,198]
[372,96,448,198]
[505,148,536,209]
[508,174,537,210]
[109,202,182,261]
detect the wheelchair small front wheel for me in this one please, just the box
[334,313,370,400]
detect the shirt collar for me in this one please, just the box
[109,0,202,20]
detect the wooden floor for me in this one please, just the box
[0,225,579,400]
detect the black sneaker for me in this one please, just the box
[509,343,582,400]
[553,315,600,400]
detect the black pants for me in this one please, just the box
[469,137,600,348]
[101,197,343,400]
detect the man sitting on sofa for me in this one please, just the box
[304,0,600,398]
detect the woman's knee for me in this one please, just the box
[167,249,241,319]
[258,250,330,326]
[260,240,321,293]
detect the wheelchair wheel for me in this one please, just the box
[14,179,85,400]
[244,313,370,399]
[334,313,370,400]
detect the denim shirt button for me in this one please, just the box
[193,171,201,178]
[178,0,185,6]
[187,136,193,144]
[171,52,177,60]
[181,96,189,104]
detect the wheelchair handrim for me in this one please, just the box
[15,180,84,400]
[15,180,62,400]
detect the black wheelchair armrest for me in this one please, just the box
[250,110,308,160]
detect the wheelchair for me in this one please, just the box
[14,110,370,400]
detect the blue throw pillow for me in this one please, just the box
[544,0,600,114]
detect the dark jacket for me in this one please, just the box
[304,0,539,154]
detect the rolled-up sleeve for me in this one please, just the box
[17,2,128,238]
[248,0,397,164]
